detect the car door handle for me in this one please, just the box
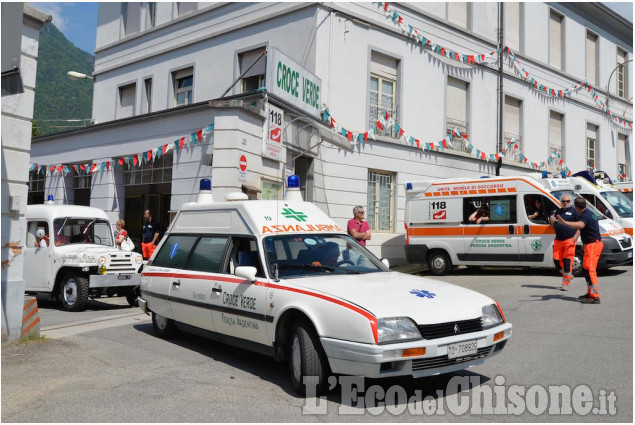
[211,287,222,293]
[524,225,530,234]
[508,225,514,235]
[172,279,180,287]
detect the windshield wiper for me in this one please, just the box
[57,218,68,236]
[83,218,97,234]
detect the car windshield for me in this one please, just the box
[263,234,387,279]
[53,218,114,247]
[600,191,633,218]
[551,191,608,220]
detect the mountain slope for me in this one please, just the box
[33,22,94,135]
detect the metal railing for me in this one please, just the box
[548,143,565,170]
[445,118,469,152]
[503,133,522,163]
[369,104,399,138]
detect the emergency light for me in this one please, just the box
[285,175,303,201]
[196,178,214,204]
[46,194,54,205]
[542,171,548,178]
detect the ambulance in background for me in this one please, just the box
[571,171,633,236]
[614,181,633,202]
[404,176,633,276]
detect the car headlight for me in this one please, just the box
[376,317,421,344]
[135,256,142,264]
[98,256,107,266]
[482,304,504,329]
[79,253,94,262]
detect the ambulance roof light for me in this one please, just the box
[542,171,548,178]
[196,178,214,203]
[200,179,211,191]
[46,194,54,205]
[287,175,299,188]
[560,172,566,178]
[406,182,413,190]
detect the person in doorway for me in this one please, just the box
[556,197,603,304]
[142,210,160,260]
[115,220,128,249]
[347,206,371,246]
[549,195,580,291]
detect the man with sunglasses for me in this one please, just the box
[347,206,371,246]
[549,195,580,291]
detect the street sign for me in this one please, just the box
[239,155,247,172]
[262,104,284,161]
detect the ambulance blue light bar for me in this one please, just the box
[406,182,413,190]
[47,194,54,201]
[287,175,300,188]
[200,179,211,191]
[542,171,548,178]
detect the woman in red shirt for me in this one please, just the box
[115,219,128,249]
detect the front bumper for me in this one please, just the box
[89,273,141,288]
[598,238,633,268]
[321,322,512,378]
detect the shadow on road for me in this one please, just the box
[35,294,132,312]
[132,322,490,406]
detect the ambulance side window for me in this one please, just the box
[27,221,49,247]
[226,237,265,278]
[186,236,229,273]
[463,196,516,224]
[152,235,197,268]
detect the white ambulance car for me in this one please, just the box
[25,197,144,311]
[138,178,512,395]
[404,176,633,275]
[571,171,633,236]
[613,181,633,202]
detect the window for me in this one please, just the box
[146,2,156,29]
[117,83,136,119]
[173,68,193,106]
[617,48,627,98]
[463,196,517,225]
[177,2,197,16]
[227,237,264,277]
[71,169,92,206]
[152,235,197,268]
[369,51,398,138]
[261,179,282,200]
[586,31,597,86]
[122,3,141,37]
[28,169,45,205]
[549,111,564,166]
[446,77,469,151]
[586,124,598,170]
[367,170,395,232]
[186,236,228,273]
[239,49,266,93]
[142,78,152,113]
[523,195,556,225]
[27,221,49,248]
[53,218,113,246]
[124,150,173,185]
[447,2,469,28]
[504,96,521,162]
[618,134,628,178]
[504,2,520,52]
[549,10,563,70]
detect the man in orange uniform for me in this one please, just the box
[556,197,603,304]
[549,195,579,291]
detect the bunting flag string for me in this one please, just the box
[375,2,632,131]
[29,124,214,177]
[321,105,571,173]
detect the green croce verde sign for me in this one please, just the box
[281,208,307,222]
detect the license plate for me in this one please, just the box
[447,340,478,359]
[628,251,633,259]
[118,274,132,280]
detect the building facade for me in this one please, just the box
[30,2,632,265]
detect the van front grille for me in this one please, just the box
[412,346,492,371]
[418,318,483,340]
[106,253,137,274]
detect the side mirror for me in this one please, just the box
[235,266,257,282]
[381,258,390,269]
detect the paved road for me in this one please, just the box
[2,266,632,422]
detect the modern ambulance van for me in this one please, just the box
[614,181,633,202]
[571,171,633,236]
[138,178,512,395]
[404,176,633,275]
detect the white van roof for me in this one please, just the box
[171,200,346,237]
[26,204,111,221]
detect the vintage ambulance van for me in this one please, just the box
[404,176,633,275]
[571,171,633,236]
[138,178,512,395]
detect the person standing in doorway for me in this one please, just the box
[549,195,579,291]
[347,206,371,246]
[142,210,160,260]
[556,197,603,304]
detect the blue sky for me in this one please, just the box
[28,2,633,55]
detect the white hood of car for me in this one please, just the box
[289,272,495,324]
[55,245,123,256]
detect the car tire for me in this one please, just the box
[125,287,140,307]
[59,274,89,312]
[289,320,329,396]
[427,251,452,276]
[152,312,179,339]
[572,248,584,277]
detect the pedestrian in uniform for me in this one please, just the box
[556,197,603,304]
[142,209,160,260]
[549,195,579,291]
[347,206,371,246]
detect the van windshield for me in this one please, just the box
[551,191,607,220]
[600,191,633,218]
[263,234,387,279]
[53,218,114,247]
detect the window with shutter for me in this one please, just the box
[504,3,520,52]
[446,77,468,134]
[549,111,564,166]
[504,97,521,161]
[448,2,468,28]
[549,11,562,70]
[617,49,627,98]
[586,32,597,86]
[369,52,398,137]
[617,134,626,165]
[586,124,598,169]
[173,67,193,106]
[240,48,266,93]
[118,83,136,119]
[178,3,197,16]
[122,3,141,37]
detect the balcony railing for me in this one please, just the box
[503,133,522,163]
[369,104,398,138]
[446,118,470,152]
[549,143,565,170]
